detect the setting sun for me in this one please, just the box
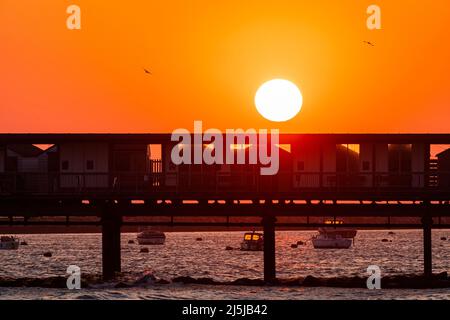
[255,79,303,122]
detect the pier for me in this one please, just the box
[1,133,450,281]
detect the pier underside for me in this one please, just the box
[1,198,449,281]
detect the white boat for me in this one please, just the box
[312,233,352,249]
[137,230,166,245]
[0,236,20,250]
[240,232,264,251]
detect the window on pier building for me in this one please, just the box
[336,144,360,173]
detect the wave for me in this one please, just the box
[1,271,449,289]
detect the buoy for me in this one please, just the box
[128,240,135,244]
[291,244,298,248]
[388,232,395,235]
[196,237,203,241]
[440,237,447,241]
[225,246,233,250]
[297,241,305,246]
[43,252,52,257]
[140,247,149,253]
[381,239,389,242]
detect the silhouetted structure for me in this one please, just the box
[0,134,449,281]
[437,148,450,188]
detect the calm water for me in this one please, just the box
[0,230,449,300]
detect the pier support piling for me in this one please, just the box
[102,207,122,280]
[262,215,276,283]
[421,215,433,278]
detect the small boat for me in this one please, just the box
[137,230,166,245]
[312,233,352,249]
[0,236,20,250]
[240,231,264,251]
[319,219,357,239]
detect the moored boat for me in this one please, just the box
[240,231,264,251]
[137,230,166,245]
[319,219,357,238]
[0,236,20,250]
[312,233,352,249]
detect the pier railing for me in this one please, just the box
[0,171,449,197]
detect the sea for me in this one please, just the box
[0,230,449,300]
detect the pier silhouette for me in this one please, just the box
[1,133,449,281]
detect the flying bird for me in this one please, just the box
[363,41,375,47]
[143,68,152,75]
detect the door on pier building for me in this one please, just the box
[112,144,148,192]
[228,144,256,192]
[5,155,19,191]
[388,144,412,187]
[1,147,17,193]
[47,151,59,192]
[0,146,5,173]
[437,148,450,188]
[0,146,4,193]
[291,142,320,189]
[173,143,220,192]
[335,144,361,187]
[189,163,220,192]
[258,144,293,193]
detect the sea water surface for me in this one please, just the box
[0,230,449,300]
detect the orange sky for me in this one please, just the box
[1,0,449,133]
